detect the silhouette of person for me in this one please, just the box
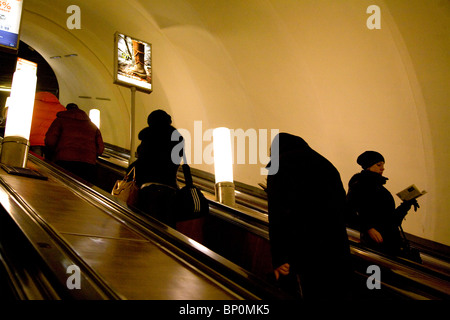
[131,109,184,228]
[45,103,104,184]
[29,92,66,158]
[266,132,352,300]
[346,151,419,257]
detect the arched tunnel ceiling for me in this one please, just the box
[0,0,449,245]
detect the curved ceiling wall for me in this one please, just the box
[17,0,449,245]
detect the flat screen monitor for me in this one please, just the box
[0,0,23,53]
[114,32,152,93]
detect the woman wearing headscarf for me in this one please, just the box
[266,132,352,300]
[346,151,418,256]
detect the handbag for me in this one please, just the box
[175,162,209,221]
[111,166,139,206]
[398,226,422,264]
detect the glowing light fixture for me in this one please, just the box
[0,58,37,168]
[89,109,100,128]
[213,127,235,206]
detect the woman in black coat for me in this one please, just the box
[131,109,184,227]
[346,151,417,256]
[266,133,352,300]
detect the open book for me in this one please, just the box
[396,184,426,201]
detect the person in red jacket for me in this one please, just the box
[29,92,66,157]
[45,103,104,183]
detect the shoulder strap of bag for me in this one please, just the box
[181,153,194,187]
[125,166,136,181]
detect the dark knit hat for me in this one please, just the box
[147,109,172,127]
[66,103,79,110]
[357,151,385,169]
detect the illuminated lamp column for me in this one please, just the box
[0,58,37,168]
[213,127,235,206]
[89,109,100,128]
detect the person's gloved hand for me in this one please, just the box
[411,199,420,212]
[402,199,420,212]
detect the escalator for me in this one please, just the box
[95,144,450,300]
[1,143,448,300]
[0,154,290,300]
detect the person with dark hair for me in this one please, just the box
[266,132,352,300]
[346,151,419,257]
[131,109,184,227]
[45,103,104,184]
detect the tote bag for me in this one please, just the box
[111,167,139,205]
